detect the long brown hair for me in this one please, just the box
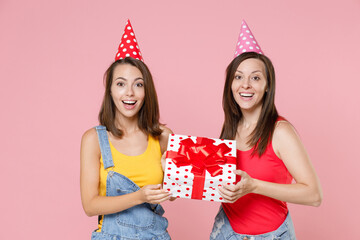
[220,52,278,156]
[98,58,162,138]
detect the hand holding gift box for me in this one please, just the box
[163,134,237,202]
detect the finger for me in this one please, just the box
[142,188,169,200]
[150,194,172,204]
[218,188,230,199]
[237,173,250,188]
[153,197,171,204]
[145,184,163,191]
[158,194,173,202]
[233,169,243,176]
[147,189,170,197]
[148,190,172,199]
[218,190,238,203]
[220,188,243,202]
[218,185,238,198]
[221,183,240,192]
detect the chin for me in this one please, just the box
[125,112,139,118]
[238,104,254,110]
[118,110,140,119]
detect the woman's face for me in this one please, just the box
[110,64,145,120]
[231,58,267,112]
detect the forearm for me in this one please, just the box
[253,179,322,207]
[83,191,144,217]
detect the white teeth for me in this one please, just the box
[122,100,136,105]
[240,93,254,97]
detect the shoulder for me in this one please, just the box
[274,120,296,136]
[158,125,173,153]
[82,128,98,142]
[273,120,302,158]
[273,120,299,144]
[80,127,102,161]
[160,125,173,136]
[81,128,100,151]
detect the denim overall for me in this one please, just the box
[210,207,296,240]
[91,126,171,240]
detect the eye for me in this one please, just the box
[116,82,125,87]
[234,75,242,80]
[252,76,260,81]
[135,82,144,87]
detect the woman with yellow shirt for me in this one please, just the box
[80,20,173,240]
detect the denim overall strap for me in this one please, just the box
[95,126,114,169]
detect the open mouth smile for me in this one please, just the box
[122,100,137,105]
[240,93,254,98]
[122,100,137,110]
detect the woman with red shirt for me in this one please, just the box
[210,21,322,240]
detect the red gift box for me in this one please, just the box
[163,134,237,202]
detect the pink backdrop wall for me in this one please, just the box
[1,0,359,239]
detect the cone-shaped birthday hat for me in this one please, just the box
[234,20,263,58]
[115,19,143,61]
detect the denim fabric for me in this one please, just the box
[210,207,296,240]
[91,126,170,240]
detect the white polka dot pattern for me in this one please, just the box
[234,20,263,58]
[162,134,237,202]
[115,19,144,61]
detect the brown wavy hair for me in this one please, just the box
[220,52,278,156]
[98,58,162,138]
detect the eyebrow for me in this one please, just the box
[236,70,262,74]
[114,77,144,81]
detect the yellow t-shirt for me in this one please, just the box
[97,135,164,231]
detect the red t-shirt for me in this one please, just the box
[222,119,293,235]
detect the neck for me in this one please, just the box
[114,114,140,136]
[240,105,262,129]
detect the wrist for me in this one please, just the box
[252,179,261,194]
[134,190,145,205]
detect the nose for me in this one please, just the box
[240,77,251,89]
[125,85,134,96]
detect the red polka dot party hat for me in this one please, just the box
[115,19,143,61]
[234,20,263,58]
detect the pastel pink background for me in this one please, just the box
[1,0,359,239]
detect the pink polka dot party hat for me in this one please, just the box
[115,19,143,61]
[234,20,263,58]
